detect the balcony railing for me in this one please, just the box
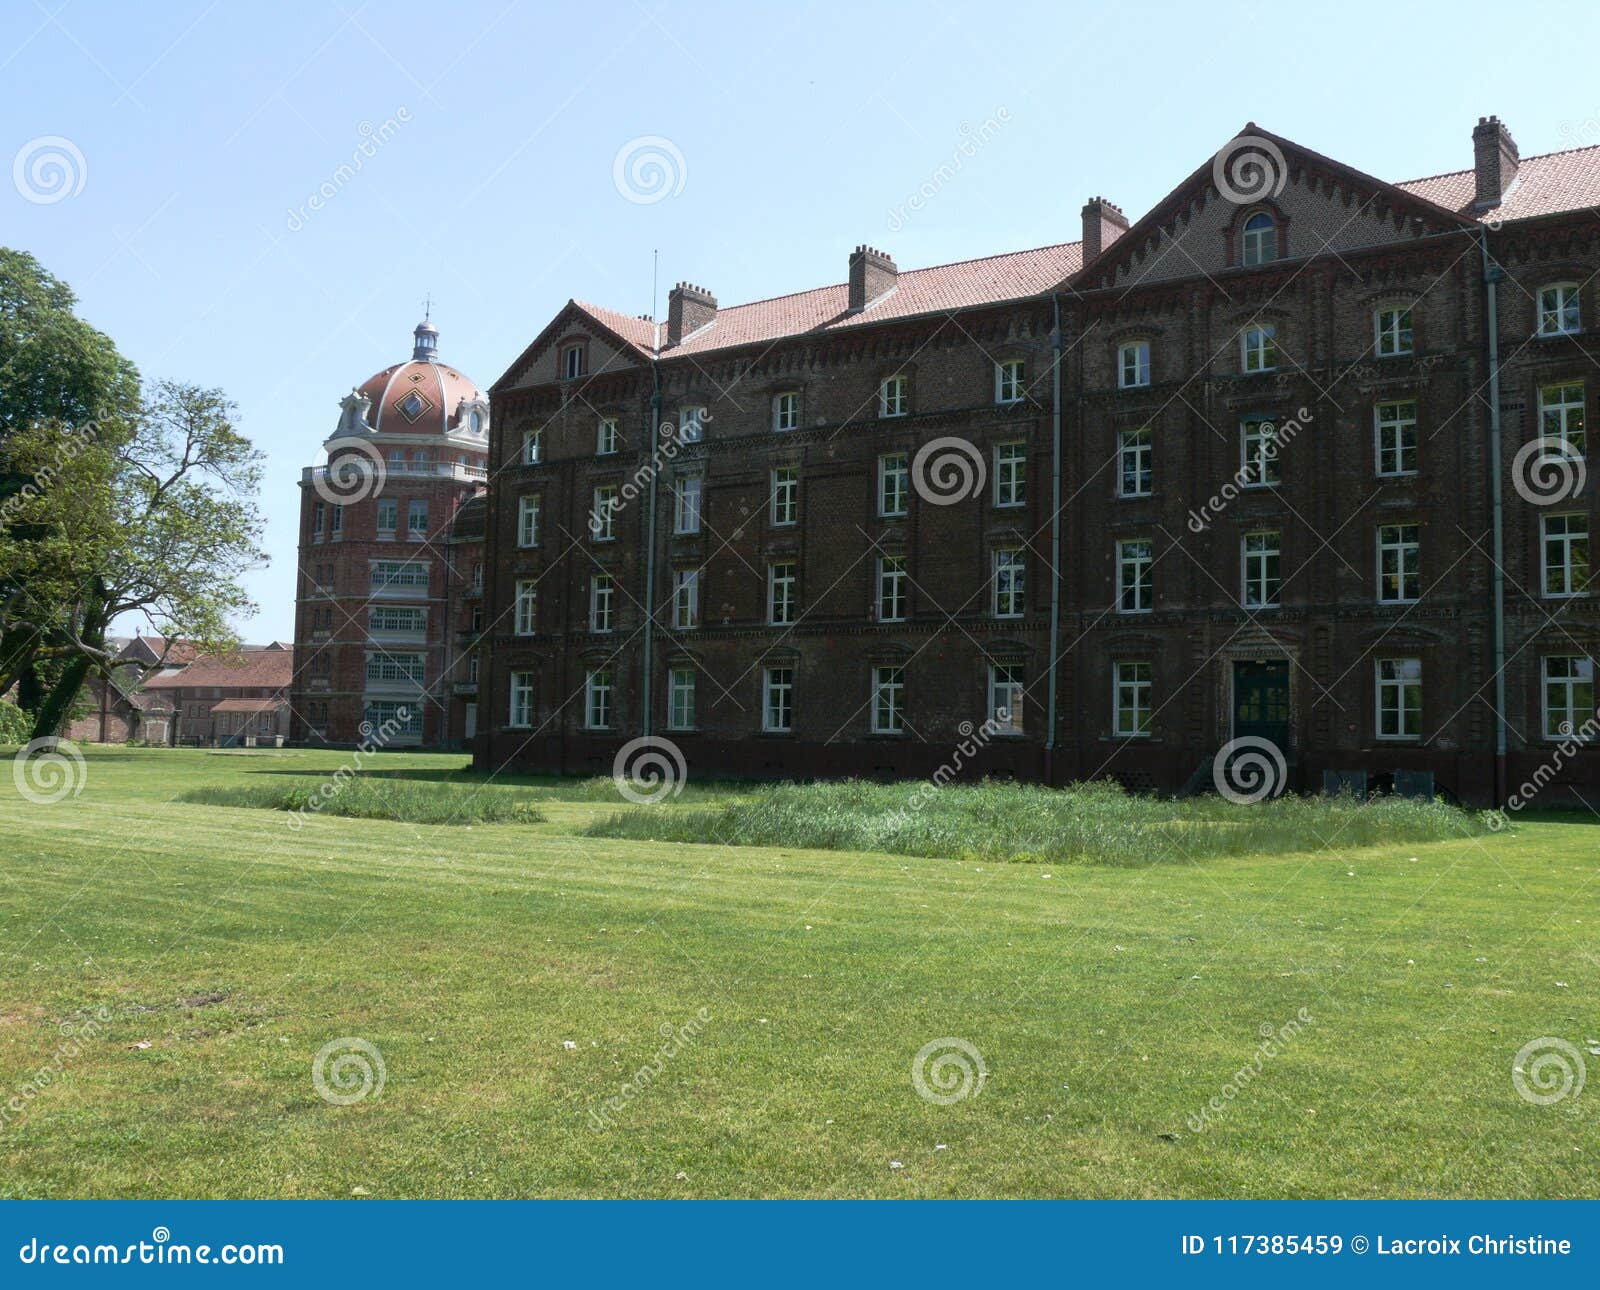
[302,461,486,486]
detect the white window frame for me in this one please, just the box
[1113,661,1152,737]
[768,562,797,626]
[771,466,798,526]
[597,417,619,455]
[1377,523,1420,605]
[406,498,428,540]
[773,391,800,432]
[871,665,905,734]
[673,475,703,536]
[1240,212,1276,266]
[1240,417,1281,487]
[988,663,1024,734]
[517,494,541,548]
[992,548,1025,619]
[879,374,909,418]
[584,669,612,729]
[680,405,706,443]
[1118,427,1152,497]
[509,672,535,728]
[1538,283,1581,337]
[1539,382,1586,455]
[514,580,538,636]
[563,344,585,380]
[1240,324,1277,373]
[993,441,1026,508]
[878,453,909,518]
[1118,340,1151,388]
[1242,530,1282,609]
[1116,539,1154,614]
[1376,658,1422,740]
[590,575,615,632]
[762,667,793,733]
[667,667,696,732]
[1543,655,1596,740]
[673,568,700,629]
[1375,306,1414,357]
[1375,400,1418,477]
[521,429,542,465]
[590,485,617,542]
[995,358,1025,404]
[1542,513,1590,598]
[877,555,908,622]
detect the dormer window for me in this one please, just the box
[681,406,706,442]
[995,359,1025,404]
[1539,283,1581,337]
[1375,307,1414,357]
[562,344,586,379]
[1240,212,1277,267]
[773,392,800,432]
[1118,341,1150,389]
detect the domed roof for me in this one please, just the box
[347,319,486,438]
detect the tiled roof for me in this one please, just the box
[143,648,294,691]
[573,241,1084,363]
[210,697,288,714]
[1397,143,1600,222]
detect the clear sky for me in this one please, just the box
[7,0,1597,641]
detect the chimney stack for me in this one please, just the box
[1081,197,1130,262]
[666,282,716,345]
[1472,116,1519,209]
[848,245,897,312]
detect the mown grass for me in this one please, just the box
[584,778,1490,866]
[0,747,1594,1200]
[181,775,547,825]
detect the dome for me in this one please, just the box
[345,319,487,438]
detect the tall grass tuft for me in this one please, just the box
[182,776,546,825]
[582,778,1488,866]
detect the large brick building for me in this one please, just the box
[473,118,1598,805]
[288,319,488,748]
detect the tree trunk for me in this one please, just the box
[30,651,92,738]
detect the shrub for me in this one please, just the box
[0,698,32,745]
[181,776,546,825]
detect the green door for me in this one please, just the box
[1233,661,1290,749]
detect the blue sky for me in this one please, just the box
[6,0,1597,641]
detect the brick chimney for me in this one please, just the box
[666,282,716,345]
[1472,116,1519,209]
[848,245,897,311]
[1081,197,1130,262]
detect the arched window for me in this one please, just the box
[1241,212,1277,267]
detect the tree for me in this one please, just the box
[1,381,267,736]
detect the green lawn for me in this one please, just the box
[0,746,1594,1198]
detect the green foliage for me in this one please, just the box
[0,696,30,744]
[181,775,547,825]
[583,777,1487,866]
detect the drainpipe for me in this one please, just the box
[1045,293,1063,783]
[1481,228,1508,805]
[641,357,662,739]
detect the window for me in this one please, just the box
[773,391,800,432]
[1118,341,1151,388]
[872,666,905,734]
[407,499,428,540]
[514,580,537,635]
[995,358,1025,404]
[1376,307,1414,357]
[1375,400,1418,476]
[877,555,908,622]
[509,672,535,728]
[376,497,397,538]
[1118,428,1152,497]
[1376,658,1422,740]
[330,505,343,536]
[1240,212,1276,266]
[311,501,326,539]
[517,495,541,548]
[878,453,909,518]
[590,575,615,632]
[1539,383,1586,455]
[992,548,1025,618]
[364,701,421,737]
[1377,524,1420,604]
[584,670,612,729]
[673,568,699,629]
[472,562,483,593]
[597,417,619,455]
[1117,539,1154,613]
[763,667,793,733]
[1538,283,1581,336]
[1543,513,1590,597]
[668,667,696,731]
[370,560,428,592]
[1242,531,1282,608]
[562,344,585,379]
[369,606,425,635]
[1241,325,1278,373]
[989,663,1023,734]
[521,429,542,465]
[994,442,1026,508]
[365,653,426,685]
[771,466,798,526]
[673,475,703,535]
[590,485,617,542]
[680,406,706,443]
[1240,417,1282,486]
[1544,656,1596,739]
[768,562,797,625]
[880,374,909,418]
[1113,662,1152,737]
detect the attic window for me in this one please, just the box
[562,344,586,380]
[1241,212,1277,267]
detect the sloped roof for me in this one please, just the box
[1396,142,1600,222]
[143,648,294,691]
[210,697,288,714]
